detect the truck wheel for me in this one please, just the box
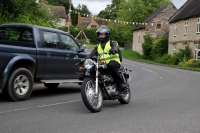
[44,83,59,89]
[4,68,33,101]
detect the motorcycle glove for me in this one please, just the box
[109,49,116,54]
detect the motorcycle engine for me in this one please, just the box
[106,84,119,96]
[101,74,118,96]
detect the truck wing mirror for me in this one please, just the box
[79,44,86,52]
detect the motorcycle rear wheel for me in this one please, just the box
[81,78,103,113]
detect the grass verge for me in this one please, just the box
[85,44,96,49]
[121,49,200,71]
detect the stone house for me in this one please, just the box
[77,15,108,28]
[132,2,177,54]
[39,1,70,27]
[168,0,200,59]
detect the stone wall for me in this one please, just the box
[124,44,132,50]
[168,17,200,57]
[146,3,177,37]
[132,3,177,55]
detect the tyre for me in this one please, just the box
[4,68,33,101]
[44,83,59,89]
[118,84,131,104]
[81,78,103,113]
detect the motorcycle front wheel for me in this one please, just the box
[81,78,103,113]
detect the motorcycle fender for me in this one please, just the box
[84,69,90,76]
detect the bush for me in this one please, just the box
[58,25,79,38]
[151,36,168,60]
[59,25,129,47]
[155,54,174,64]
[0,2,54,27]
[108,23,132,47]
[142,34,154,59]
[83,28,99,44]
[185,58,200,67]
[173,45,192,65]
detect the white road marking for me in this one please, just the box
[140,77,163,88]
[142,68,158,74]
[122,61,158,74]
[123,61,163,88]
[122,62,134,66]
[0,99,81,114]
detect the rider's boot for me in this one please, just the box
[119,83,128,91]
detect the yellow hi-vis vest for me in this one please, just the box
[97,41,121,64]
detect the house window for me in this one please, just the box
[91,25,97,28]
[156,21,162,29]
[195,44,199,59]
[173,45,176,54]
[183,44,186,49]
[184,21,188,35]
[174,23,177,36]
[197,18,200,33]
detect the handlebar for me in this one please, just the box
[75,51,112,65]
[75,58,85,65]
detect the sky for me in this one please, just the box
[72,0,188,15]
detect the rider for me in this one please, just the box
[85,25,127,90]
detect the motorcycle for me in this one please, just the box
[76,52,132,113]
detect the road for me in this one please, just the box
[0,58,200,133]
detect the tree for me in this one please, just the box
[0,0,53,27]
[117,0,170,22]
[98,0,121,19]
[72,4,92,26]
[76,4,91,15]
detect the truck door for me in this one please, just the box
[37,30,64,78]
[59,34,86,79]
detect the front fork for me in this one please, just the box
[95,65,99,96]
[120,71,127,84]
[84,66,99,96]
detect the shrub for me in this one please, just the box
[142,34,154,59]
[58,25,79,38]
[108,23,132,47]
[155,54,174,64]
[151,36,168,60]
[173,45,192,65]
[185,58,199,67]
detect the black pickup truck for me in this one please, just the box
[0,23,88,101]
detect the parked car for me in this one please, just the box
[0,23,89,101]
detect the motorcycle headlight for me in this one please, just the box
[84,59,94,69]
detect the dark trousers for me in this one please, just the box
[107,61,125,85]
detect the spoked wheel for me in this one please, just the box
[81,78,103,113]
[118,84,131,104]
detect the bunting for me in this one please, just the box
[69,10,163,26]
